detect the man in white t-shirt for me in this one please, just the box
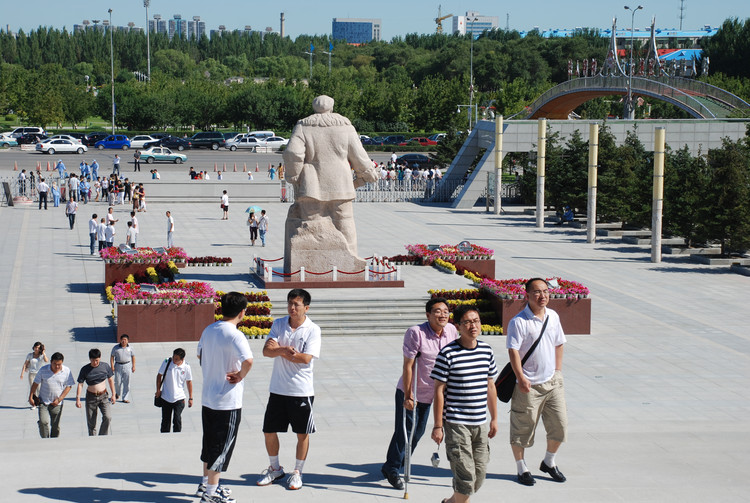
[155,348,193,433]
[256,289,321,491]
[507,277,568,486]
[129,211,139,247]
[29,352,75,438]
[195,292,253,503]
[166,211,175,248]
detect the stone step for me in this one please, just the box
[662,246,721,256]
[691,255,750,266]
[622,236,686,246]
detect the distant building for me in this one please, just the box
[453,11,499,36]
[188,16,206,39]
[169,15,187,39]
[332,18,381,44]
[149,15,168,35]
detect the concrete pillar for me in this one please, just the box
[536,118,547,228]
[494,115,503,215]
[587,122,599,243]
[651,127,666,263]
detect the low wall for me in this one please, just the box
[116,303,214,342]
[490,296,591,335]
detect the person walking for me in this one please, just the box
[247,212,258,246]
[155,348,193,433]
[75,348,116,436]
[258,210,269,247]
[29,352,75,438]
[38,177,49,210]
[113,154,121,175]
[65,199,78,230]
[133,150,141,172]
[88,214,98,255]
[221,191,229,220]
[166,211,175,248]
[20,342,48,408]
[110,334,135,403]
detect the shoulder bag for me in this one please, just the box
[495,315,549,403]
[154,358,172,408]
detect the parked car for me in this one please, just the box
[428,133,446,142]
[46,134,83,144]
[224,132,243,140]
[396,153,435,169]
[35,139,87,155]
[0,134,18,148]
[264,136,289,149]
[143,135,192,151]
[398,137,437,146]
[95,135,131,150]
[225,136,266,151]
[83,132,109,147]
[10,126,45,138]
[139,146,187,164]
[190,131,226,150]
[247,130,275,139]
[129,135,158,149]
[383,135,407,145]
[16,133,48,144]
[361,136,384,145]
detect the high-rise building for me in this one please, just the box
[332,18,381,44]
[149,15,168,35]
[452,11,499,36]
[168,14,187,39]
[188,16,206,39]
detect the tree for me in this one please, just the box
[546,129,588,212]
[663,146,710,246]
[703,138,750,254]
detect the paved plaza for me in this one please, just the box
[1,166,749,502]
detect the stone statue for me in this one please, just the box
[282,95,379,278]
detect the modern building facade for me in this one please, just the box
[332,18,381,44]
[452,11,499,36]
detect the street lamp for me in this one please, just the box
[624,5,642,120]
[322,42,333,74]
[468,17,479,130]
[304,43,314,80]
[144,0,151,81]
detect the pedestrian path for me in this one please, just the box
[1,199,749,502]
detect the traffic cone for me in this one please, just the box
[14,161,18,171]
[233,163,237,172]
[46,161,51,171]
[243,163,247,172]
[223,163,226,172]
[255,163,259,172]
[214,163,217,172]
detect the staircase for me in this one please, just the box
[271,297,429,337]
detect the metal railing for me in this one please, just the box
[284,178,464,204]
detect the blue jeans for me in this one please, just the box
[259,229,267,246]
[382,388,431,476]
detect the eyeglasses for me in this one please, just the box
[529,289,549,296]
[460,319,481,326]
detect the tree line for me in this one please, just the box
[0,19,748,131]
[516,124,750,255]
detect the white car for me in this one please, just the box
[0,133,18,148]
[265,136,289,149]
[47,134,83,144]
[35,139,87,155]
[225,136,267,151]
[129,135,158,149]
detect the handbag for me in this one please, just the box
[154,357,172,407]
[495,315,549,403]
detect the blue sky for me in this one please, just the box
[2,1,748,39]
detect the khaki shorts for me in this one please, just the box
[509,370,567,447]
[445,422,489,496]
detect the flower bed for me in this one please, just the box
[479,277,590,300]
[100,246,188,264]
[214,290,273,339]
[188,256,233,266]
[112,281,216,304]
[406,243,494,264]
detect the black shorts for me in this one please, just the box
[201,407,241,472]
[262,393,316,434]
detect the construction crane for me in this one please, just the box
[435,5,453,34]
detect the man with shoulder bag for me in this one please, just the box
[155,348,193,433]
[505,278,568,487]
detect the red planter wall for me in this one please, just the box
[490,296,592,335]
[116,303,215,342]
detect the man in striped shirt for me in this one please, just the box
[431,305,499,503]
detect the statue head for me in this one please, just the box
[312,95,334,114]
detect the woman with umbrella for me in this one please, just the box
[246,206,261,246]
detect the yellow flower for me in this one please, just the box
[125,274,135,283]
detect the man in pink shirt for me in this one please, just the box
[381,297,459,490]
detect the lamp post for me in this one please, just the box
[304,43,314,80]
[322,42,333,74]
[456,104,478,132]
[144,0,151,81]
[468,17,478,131]
[108,8,115,134]
[623,5,642,120]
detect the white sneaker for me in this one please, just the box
[287,470,303,490]
[195,484,232,498]
[257,465,285,486]
[200,491,235,503]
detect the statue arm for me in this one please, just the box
[348,131,379,185]
[282,128,306,184]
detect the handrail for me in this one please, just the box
[520,75,750,119]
